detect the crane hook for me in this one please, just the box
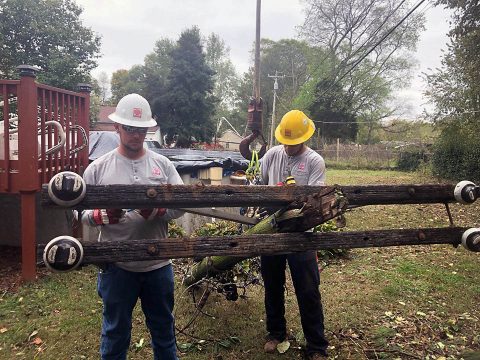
[239,130,267,161]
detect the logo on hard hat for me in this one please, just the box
[284,129,292,137]
[132,108,142,118]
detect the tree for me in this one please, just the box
[143,38,175,103]
[299,0,423,86]
[230,39,315,141]
[308,78,358,144]
[259,39,312,111]
[425,0,480,181]
[110,66,146,104]
[96,72,111,105]
[425,1,480,119]
[298,0,424,142]
[158,27,217,147]
[0,0,101,90]
[258,39,313,139]
[229,70,256,136]
[204,33,240,127]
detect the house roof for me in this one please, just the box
[91,106,116,131]
[98,106,116,122]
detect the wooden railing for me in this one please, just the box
[0,65,90,280]
[0,67,90,193]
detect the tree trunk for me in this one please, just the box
[183,211,281,287]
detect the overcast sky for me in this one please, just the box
[76,0,452,119]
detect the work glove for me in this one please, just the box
[256,181,284,218]
[137,208,167,220]
[256,206,280,219]
[92,209,125,225]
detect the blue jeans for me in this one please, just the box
[97,263,177,360]
[261,251,329,356]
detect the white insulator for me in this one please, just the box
[461,228,480,252]
[43,236,84,272]
[48,171,86,207]
[454,181,477,204]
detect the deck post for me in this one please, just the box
[17,65,39,280]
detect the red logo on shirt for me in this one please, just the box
[298,163,305,170]
[133,108,142,118]
[152,167,161,176]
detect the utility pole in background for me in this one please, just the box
[268,71,284,148]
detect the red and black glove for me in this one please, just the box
[92,209,124,225]
[138,208,167,220]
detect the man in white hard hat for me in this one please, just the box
[260,110,329,360]
[81,93,183,360]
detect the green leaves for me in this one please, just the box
[426,0,480,182]
[160,27,217,147]
[431,119,480,182]
[0,0,101,90]
[177,337,240,353]
[296,0,424,144]
[276,340,291,354]
[192,221,238,237]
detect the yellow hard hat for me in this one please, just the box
[275,110,315,145]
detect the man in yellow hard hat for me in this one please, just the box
[260,110,329,360]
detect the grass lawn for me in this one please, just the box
[1,169,479,359]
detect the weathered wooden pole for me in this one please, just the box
[41,183,460,209]
[37,227,469,268]
[40,172,479,274]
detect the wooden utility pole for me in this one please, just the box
[42,183,459,209]
[254,0,261,101]
[268,71,285,147]
[36,227,470,281]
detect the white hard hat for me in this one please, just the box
[108,93,157,127]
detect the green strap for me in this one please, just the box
[246,150,260,181]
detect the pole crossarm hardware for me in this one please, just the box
[41,183,461,210]
[39,171,480,273]
[37,227,472,265]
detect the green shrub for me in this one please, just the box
[191,221,259,299]
[168,220,186,238]
[432,120,480,182]
[397,147,428,171]
[313,219,349,260]
[192,220,239,237]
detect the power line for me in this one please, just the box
[267,71,284,146]
[316,0,428,99]
[306,0,378,76]
[336,0,410,74]
[314,120,381,124]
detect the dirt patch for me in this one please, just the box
[0,246,23,294]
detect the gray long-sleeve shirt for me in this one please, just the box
[81,149,184,272]
[261,145,326,186]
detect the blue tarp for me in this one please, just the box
[89,131,120,161]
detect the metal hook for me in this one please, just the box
[239,130,267,161]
